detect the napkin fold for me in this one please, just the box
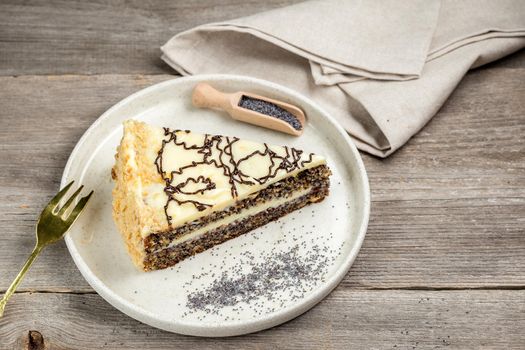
[162,0,525,157]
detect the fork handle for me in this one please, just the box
[0,244,43,317]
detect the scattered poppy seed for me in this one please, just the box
[184,243,340,315]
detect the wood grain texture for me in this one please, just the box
[1,290,524,349]
[0,0,303,75]
[1,1,521,77]
[1,0,522,77]
[0,1,524,346]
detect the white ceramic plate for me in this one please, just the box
[62,74,370,337]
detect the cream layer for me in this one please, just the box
[152,187,311,253]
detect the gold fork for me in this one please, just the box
[0,181,93,317]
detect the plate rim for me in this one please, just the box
[61,74,370,336]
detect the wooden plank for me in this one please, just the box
[0,0,303,75]
[0,2,523,348]
[346,65,525,289]
[0,65,523,292]
[0,289,524,349]
[0,2,523,76]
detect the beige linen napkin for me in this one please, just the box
[161,0,525,157]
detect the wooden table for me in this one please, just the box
[1,1,524,349]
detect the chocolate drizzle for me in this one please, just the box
[154,127,314,226]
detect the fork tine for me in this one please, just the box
[46,181,75,212]
[64,190,94,224]
[57,185,84,216]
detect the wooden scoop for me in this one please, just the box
[192,83,305,136]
